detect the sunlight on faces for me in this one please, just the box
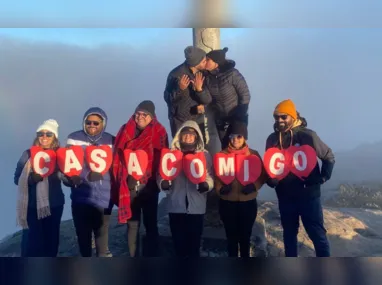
[230,134,245,149]
[135,111,152,129]
[37,130,55,149]
[274,112,294,132]
[181,133,196,144]
[205,57,218,71]
[85,114,103,136]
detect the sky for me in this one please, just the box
[0,1,382,239]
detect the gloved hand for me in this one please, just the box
[161,180,171,191]
[69,175,82,187]
[87,171,103,182]
[197,182,209,193]
[220,184,232,195]
[127,176,139,190]
[30,172,43,183]
[266,178,279,188]
[241,183,257,195]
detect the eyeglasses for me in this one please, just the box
[273,114,288,120]
[135,112,149,119]
[85,120,101,126]
[37,132,54,138]
[229,134,243,140]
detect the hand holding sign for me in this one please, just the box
[124,150,148,191]
[85,145,112,175]
[183,152,207,185]
[286,145,317,180]
[56,146,84,177]
[213,153,236,185]
[30,146,57,178]
[159,149,183,181]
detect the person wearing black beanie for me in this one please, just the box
[204,47,251,149]
[164,46,213,142]
[214,120,268,258]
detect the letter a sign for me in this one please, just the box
[30,146,57,177]
[183,152,207,184]
[159,148,183,180]
[213,153,236,185]
[123,150,148,181]
[56,146,84,177]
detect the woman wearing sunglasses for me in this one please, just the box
[214,121,268,258]
[14,119,66,257]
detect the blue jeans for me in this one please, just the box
[278,196,330,257]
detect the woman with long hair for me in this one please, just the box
[14,119,66,257]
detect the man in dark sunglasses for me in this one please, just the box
[265,99,335,257]
[64,107,115,257]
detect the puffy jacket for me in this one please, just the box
[66,107,114,209]
[157,120,214,215]
[204,60,250,123]
[164,62,212,137]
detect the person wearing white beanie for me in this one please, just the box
[14,118,68,257]
[36,119,59,139]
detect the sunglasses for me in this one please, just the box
[229,134,244,140]
[85,120,101,126]
[37,131,54,138]
[135,112,149,118]
[273,114,288,120]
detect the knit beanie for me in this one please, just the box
[206,47,229,66]
[184,46,206,67]
[135,100,156,118]
[274,99,297,120]
[36,119,59,138]
[230,120,248,140]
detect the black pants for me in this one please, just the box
[278,196,330,257]
[169,213,204,257]
[72,204,110,257]
[219,199,258,257]
[26,205,63,257]
[127,189,159,257]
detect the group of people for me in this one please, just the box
[14,46,335,258]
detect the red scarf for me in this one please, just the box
[227,143,250,155]
[111,116,168,224]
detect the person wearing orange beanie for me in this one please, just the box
[264,99,336,257]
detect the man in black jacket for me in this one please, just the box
[204,47,251,149]
[266,99,335,257]
[164,46,212,139]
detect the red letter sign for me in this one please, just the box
[30,146,56,177]
[235,154,262,186]
[159,148,183,180]
[85,145,113,175]
[263,148,290,180]
[286,145,317,180]
[123,149,148,181]
[213,153,236,185]
[183,152,207,184]
[56,146,84,177]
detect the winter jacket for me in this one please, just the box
[157,120,214,215]
[164,62,212,137]
[66,107,114,209]
[14,149,66,209]
[204,60,250,123]
[215,146,268,202]
[265,119,335,200]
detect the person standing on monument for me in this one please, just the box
[265,99,335,257]
[164,46,212,140]
[204,47,251,149]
